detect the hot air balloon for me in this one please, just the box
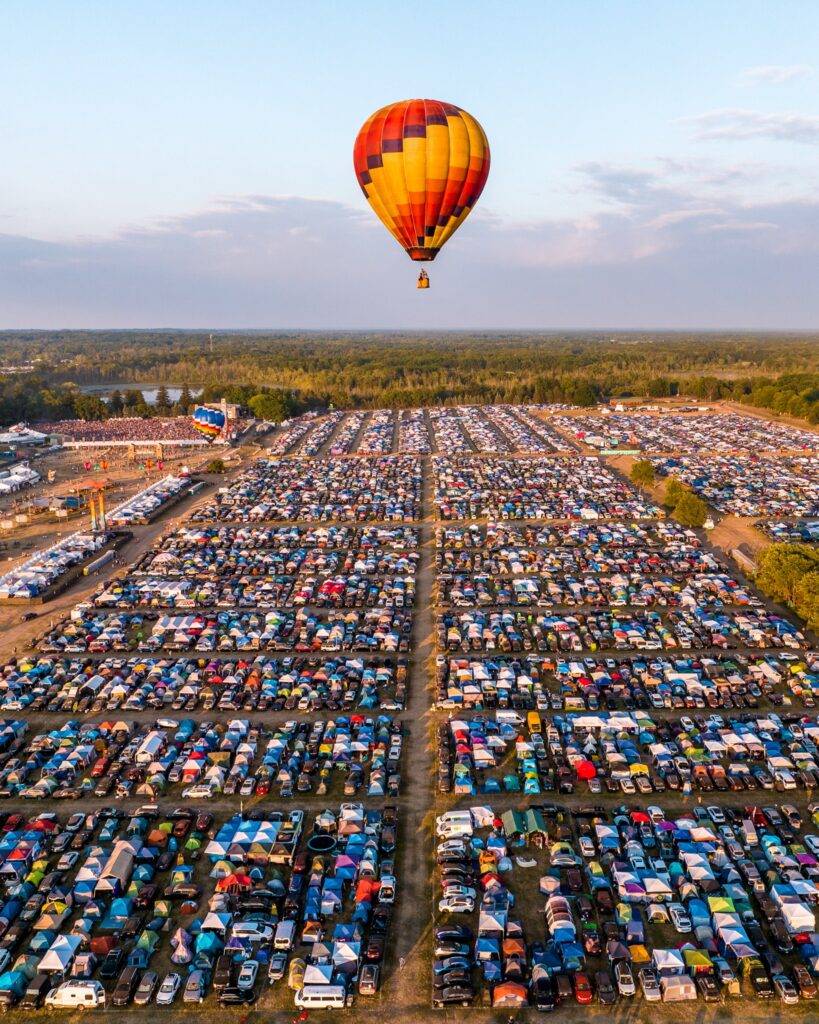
[353,99,490,285]
[192,406,225,441]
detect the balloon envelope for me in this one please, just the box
[192,406,225,440]
[353,98,490,262]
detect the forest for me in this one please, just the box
[0,332,817,424]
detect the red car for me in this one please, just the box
[573,972,593,1005]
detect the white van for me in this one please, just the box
[294,984,348,1008]
[742,819,759,847]
[435,810,473,839]
[436,816,473,839]
[274,919,296,950]
[44,980,106,1009]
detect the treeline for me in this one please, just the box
[0,332,816,420]
[0,378,301,427]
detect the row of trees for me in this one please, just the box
[0,332,816,415]
[756,544,819,632]
[0,377,303,428]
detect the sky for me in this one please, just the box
[2,0,819,328]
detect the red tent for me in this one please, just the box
[216,873,252,894]
[575,760,597,780]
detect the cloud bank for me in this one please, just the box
[2,165,819,329]
[682,108,819,144]
[739,64,814,85]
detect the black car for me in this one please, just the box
[219,987,257,1005]
[213,953,235,991]
[435,925,473,943]
[595,970,616,1005]
[531,970,557,1012]
[99,947,126,980]
[695,974,721,1003]
[112,966,141,1006]
[20,974,52,1009]
[432,985,474,1008]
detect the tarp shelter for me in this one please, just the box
[39,934,82,975]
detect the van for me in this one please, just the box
[527,711,542,735]
[44,981,106,1009]
[20,974,53,1009]
[742,818,759,847]
[274,919,296,950]
[294,984,348,1009]
[435,810,473,838]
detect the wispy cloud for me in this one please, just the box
[740,64,814,85]
[681,108,819,143]
[1,170,818,329]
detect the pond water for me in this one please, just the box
[78,383,184,404]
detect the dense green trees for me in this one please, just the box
[630,460,655,487]
[672,491,708,529]
[755,544,819,631]
[0,333,816,422]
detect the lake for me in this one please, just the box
[79,383,184,404]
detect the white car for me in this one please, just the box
[638,967,661,1002]
[668,903,692,933]
[647,805,665,823]
[441,884,476,901]
[438,895,475,914]
[578,836,595,858]
[182,784,216,799]
[237,960,259,991]
[232,922,274,943]
[437,839,466,856]
[614,960,635,996]
[378,875,396,904]
[156,973,181,1005]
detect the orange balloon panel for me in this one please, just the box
[353,98,490,262]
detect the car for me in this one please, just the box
[219,987,256,1005]
[213,954,235,991]
[695,973,721,1002]
[773,974,799,1005]
[133,971,158,1006]
[358,964,380,995]
[99,948,126,980]
[638,967,661,1002]
[596,970,616,1005]
[614,960,635,996]
[236,959,258,991]
[438,895,474,913]
[432,985,474,1008]
[155,973,181,1005]
[267,953,288,983]
[365,932,387,963]
[530,968,557,1011]
[435,925,473,943]
[792,964,817,999]
[183,970,207,1003]
[668,902,692,932]
[573,972,593,1005]
[112,966,141,1007]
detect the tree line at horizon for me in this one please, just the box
[0,332,816,425]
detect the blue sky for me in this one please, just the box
[2,0,819,327]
